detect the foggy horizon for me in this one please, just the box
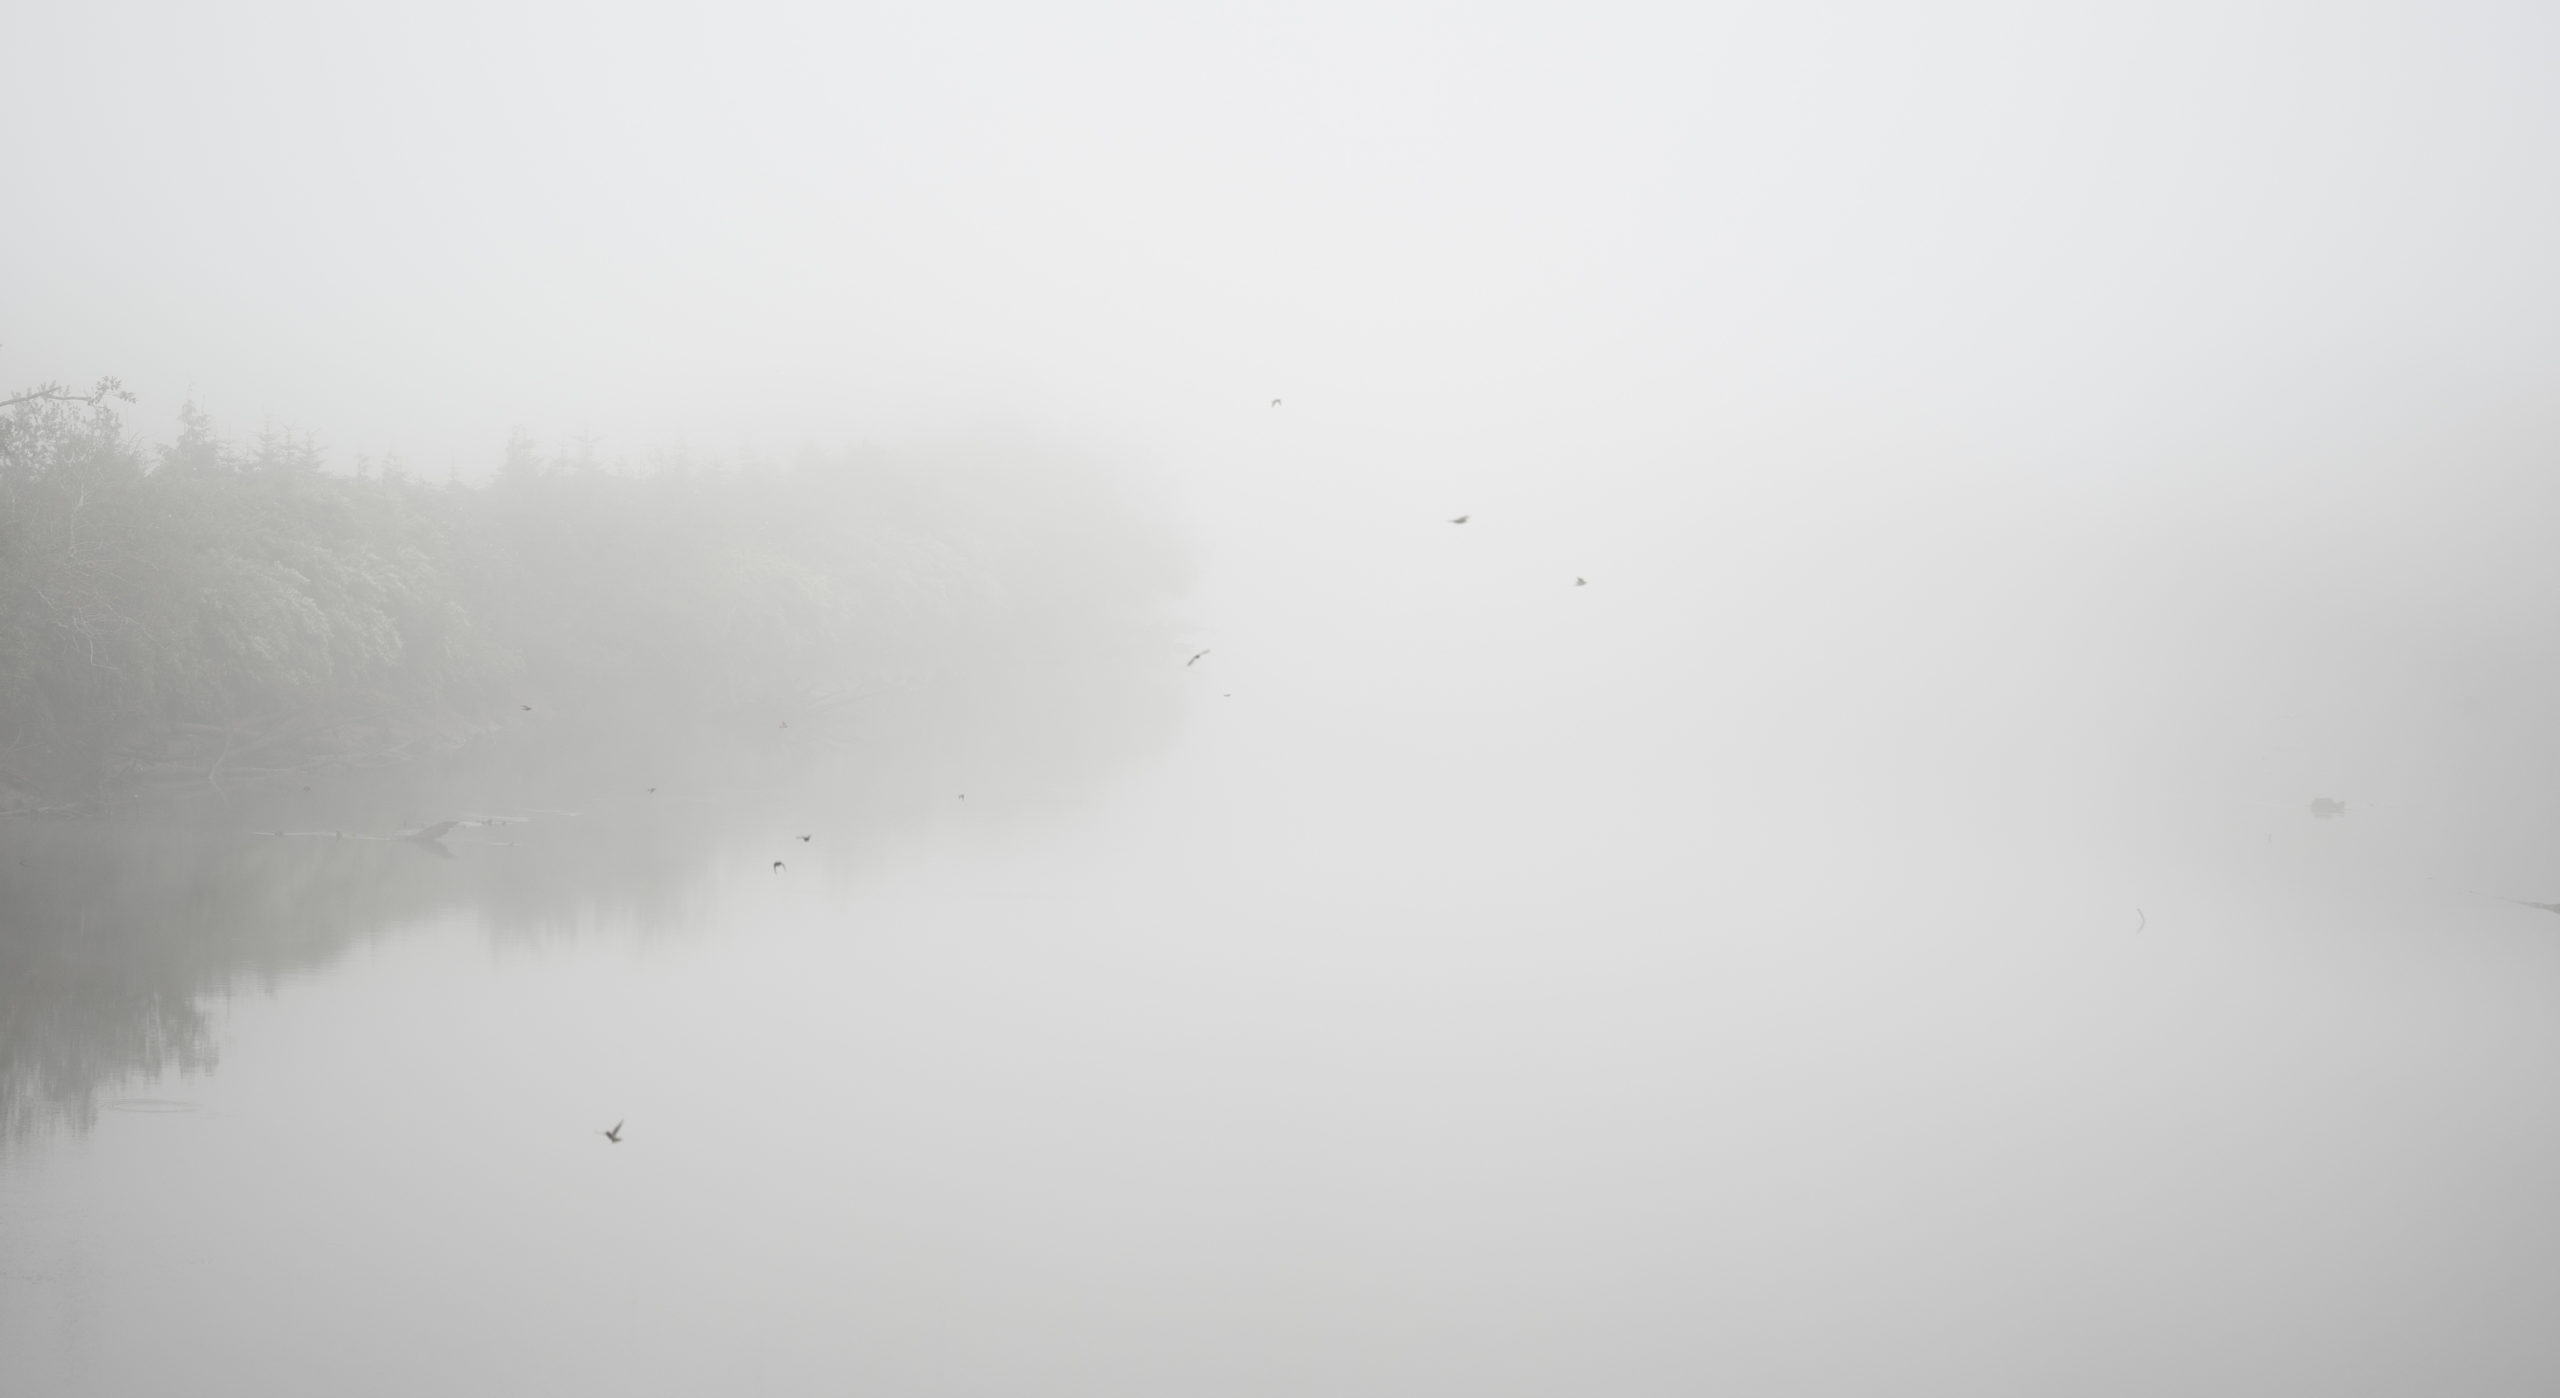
[8,3,2560,1395]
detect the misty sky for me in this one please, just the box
[7,0,2554,489]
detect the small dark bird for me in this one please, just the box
[601,1120,624,1144]
[1574,577,1587,587]
[780,721,789,728]
[1270,398,1282,407]
[1187,649,1210,667]
[2134,908,2147,932]
[1450,515,1469,524]
[2308,797,2347,819]
[647,787,657,794]
[958,794,966,800]
[772,860,786,872]
[520,704,533,711]
[796,834,812,842]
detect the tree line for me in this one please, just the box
[0,380,1183,812]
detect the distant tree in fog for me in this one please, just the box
[0,379,1183,812]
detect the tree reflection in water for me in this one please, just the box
[0,592,1186,1149]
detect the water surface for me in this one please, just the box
[6,497,2560,1397]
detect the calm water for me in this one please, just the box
[7,502,2560,1396]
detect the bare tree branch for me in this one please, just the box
[1,378,134,411]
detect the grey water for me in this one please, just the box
[7,469,2560,1398]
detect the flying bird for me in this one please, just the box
[600,1121,624,1144]
[1574,577,1587,587]
[1270,398,1282,408]
[1450,515,1469,525]
[2307,797,2347,819]
[2501,897,2560,917]
[520,704,533,711]
[1187,649,1210,667]
[796,834,812,842]
[2134,908,2147,932]
[407,819,458,841]
[772,860,786,872]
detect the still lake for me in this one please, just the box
[6,512,2560,1397]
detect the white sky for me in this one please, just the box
[5,0,2553,489]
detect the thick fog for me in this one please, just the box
[6,3,2560,1395]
